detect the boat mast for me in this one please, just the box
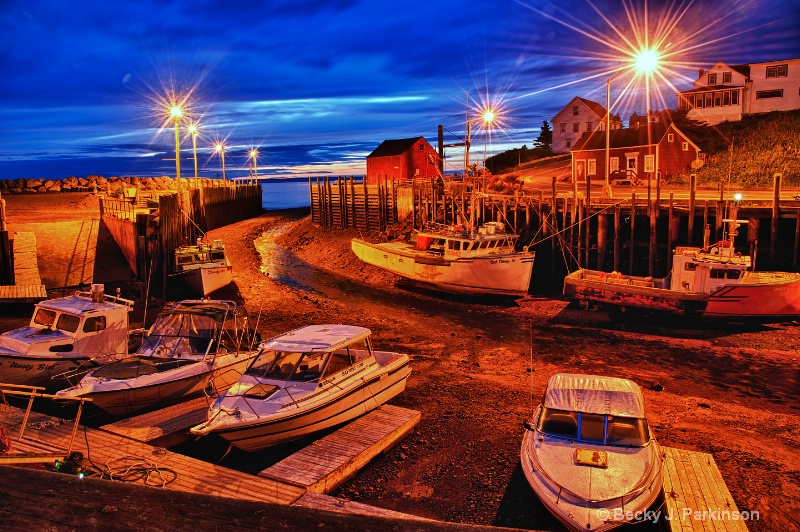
[464,90,475,234]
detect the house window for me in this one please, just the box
[566,140,571,149]
[610,157,619,173]
[723,91,730,106]
[419,143,424,150]
[731,90,739,105]
[560,123,566,133]
[573,123,580,133]
[695,95,704,108]
[708,73,717,84]
[687,95,695,108]
[682,142,689,151]
[644,155,654,173]
[766,64,788,78]
[714,92,722,106]
[756,89,784,99]
[586,122,592,132]
[723,72,731,83]
[573,105,579,116]
[704,93,713,107]
[588,159,596,175]
[668,133,674,142]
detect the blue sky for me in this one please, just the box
[1,0,798,180]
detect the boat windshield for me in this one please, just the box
[32,308,82,334]
[245,349,330,381]
[138,311,218,359]
[537,407,648,446]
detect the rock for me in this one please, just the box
[651,383,664,391]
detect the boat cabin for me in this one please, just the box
[670,241,749,294]
[244,325,374,386]
[415,222,519,260]
[175,239,228,272]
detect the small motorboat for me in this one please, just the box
[0,284,135,389]
[171,238,233,297]
[520,373,663,531]
[56,300,259,416]
[190,324,412,452]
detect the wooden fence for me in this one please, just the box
[310,177,397,231]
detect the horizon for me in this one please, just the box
[2,0,798,181]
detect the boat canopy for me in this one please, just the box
[542,373,646,419]
[260,324,371,353]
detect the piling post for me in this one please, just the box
[614,203,620,272]
[794,208,800,267]
[689,173,696,245]
[771,173,782,264]
[668,193,676,271]
[649,194,657,277]
[629,193,636,275]
[597,213,607,270]
[585,175,591,269]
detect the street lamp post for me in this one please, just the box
[170,105,182,193]
[214,142,227,182]
[249,149,259,183]
[482,109,495,172]
[605,70,624,185]
[188,123,199,182]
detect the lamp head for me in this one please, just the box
[634,47,661,75]
[170,106,183,119]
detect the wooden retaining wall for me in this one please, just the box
[99,184,262,295]
[310,176,397,231]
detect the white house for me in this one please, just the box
[676,57,800,125]
[552,97,621,154]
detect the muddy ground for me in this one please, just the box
[1,192,798,531]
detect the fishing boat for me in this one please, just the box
[0,284,135,389]
[351,221,535,297]
[563,219,800,320]
[190,324,412,452]
[56,300,259,416]
[171,238,233,297]
[520,373,663,532]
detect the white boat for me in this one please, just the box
[0,284,134,389]
[563,219,800,320]
[171,238,233,297]
[56,300,259,416]
[190,324,412,452]
[351,221,535,297]
[520,373,663,532]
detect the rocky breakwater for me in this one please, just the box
[0,175,226,194]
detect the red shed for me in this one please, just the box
[366,137,438,184]
[570,123,701,183]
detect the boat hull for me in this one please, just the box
[172,264,233,297]
[564,268,800,319]
[0,353,121,390]
[207,360,411,452]
[59,354,253,416]
[520,424,662,532]
[351,239,534,297]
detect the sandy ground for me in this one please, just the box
[1,192,799,531]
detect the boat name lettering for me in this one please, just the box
[9,361,54,371]
[490,258,512,264]
[340,361,365,377]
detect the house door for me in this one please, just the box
[626,156,637,178]
[575,160,586,182]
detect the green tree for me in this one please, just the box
[533,120,553,156]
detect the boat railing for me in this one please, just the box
[0,382,92,460]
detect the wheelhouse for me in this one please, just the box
[536,407,649,446]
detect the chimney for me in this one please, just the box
[699,68,705,78]
[91,284,105,303]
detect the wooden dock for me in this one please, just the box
[662,446,749,531]
[259,405,421,493]
[100,396,211,448]
[0,232,47,303]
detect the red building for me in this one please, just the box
[570,123,701,183]
[365,137,439,184]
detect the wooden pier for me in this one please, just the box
[662,446,749,531]
[0,232,47,303]
[100,396,211,448]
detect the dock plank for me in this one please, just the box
[0,404,305,505]
[100,396,211,447]
[259,405,420,494]
[662,446,748,532]
[0,232,47,303]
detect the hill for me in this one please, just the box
[673,109,800,189]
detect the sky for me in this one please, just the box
[1,0,798,181]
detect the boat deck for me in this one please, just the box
[0,232,47,303]
[662,446,749,531]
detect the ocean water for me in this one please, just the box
[260,179,311,210]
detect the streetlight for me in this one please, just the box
[482,108,495,172]
[214,142,227,182]
[249,148,259,182]
[188,122,200,181]
[170,105,183,191]
[604,47,661,184]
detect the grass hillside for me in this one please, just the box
[672,109,800,189]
